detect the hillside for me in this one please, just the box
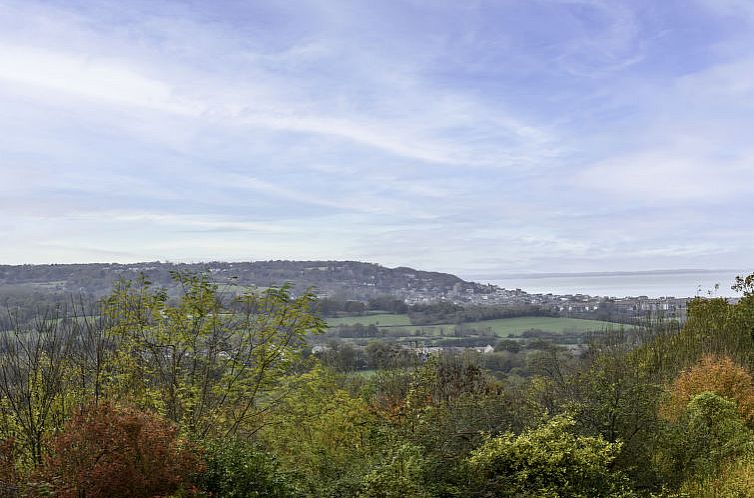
[0,260,480,300]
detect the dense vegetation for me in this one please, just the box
[0,271,751,496]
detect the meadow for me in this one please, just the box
[326,312,412,327]
[327,313,621,337]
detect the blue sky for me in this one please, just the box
[1,0,753,278]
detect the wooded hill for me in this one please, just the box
[0,260,477,300]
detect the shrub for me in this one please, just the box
[38,403,201,498]
[359,442,429,498]
[679,452,754,497]
[198,438,299,498]
[661,355,754,426]
[466,415,635,497]
[660,392,753,486]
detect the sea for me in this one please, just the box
[478,269,750,299]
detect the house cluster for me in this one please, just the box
[395,282,689,322]
[200,262,690,322]
[410,344,496,361]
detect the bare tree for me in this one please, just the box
[0,308,77,465]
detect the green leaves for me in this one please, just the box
[101,272,325,437]
[199,437,300,498]
[660,392,754,486]
[467,415,633,497]
[359,442,429,498]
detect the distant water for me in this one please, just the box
[479,270,749,298]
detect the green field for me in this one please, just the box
[329,314,622,338]
[459,316,621,337]
[326,313,412,327]
[218,283,267,295]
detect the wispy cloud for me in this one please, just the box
[550,0,646,76]
[1,0,753,275]
[0,12,555,168]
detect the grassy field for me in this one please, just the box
[329,315,623,338]
[218,283,267,295]
[326,313,412,327]
[460,316,621,337]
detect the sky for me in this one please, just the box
[1,0,753,279]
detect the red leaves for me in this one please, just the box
[39,403,202,498]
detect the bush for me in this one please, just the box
[38,403,201,498]
[660,392,753,486]
[466,415,635,497]
[359,442,429,498]
[679,452,754,497]
[198,438,300,498]
[661,355,754,426]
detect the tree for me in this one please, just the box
[388,354,518,495]
[365,341,416,370]
[198,437,300,498]
[678,451,754,497]
[646,276,754,376]
[261,365,377,497]
[318,341,365,372]
[103,272,325,437]
[661,355,754,426]
[466,415,634,497]
[660,392,753,487]
[570,338,664,487]
[0,310,77,466]
[359,441,429,498]
[495,339,521,354]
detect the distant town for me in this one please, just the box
[0,260,695,324]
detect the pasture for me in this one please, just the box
[327,314,622,338]
[326,313,412,327]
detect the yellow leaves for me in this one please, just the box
[467,415,628,497]
[99,272,325,437]
[661,355,754,426]
[261,365,375,476]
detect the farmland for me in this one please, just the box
[326,313,622,338]
[326,313,412,327]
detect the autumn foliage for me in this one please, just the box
[38,403,201,498]
[661,355,754,425]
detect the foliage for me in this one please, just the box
[679,452,754,497]
[37,402,201,498]
[1,271,754,497]
[260,365,377,497]
[0,312,78,466]
[367,367,417,422]
[640,291,754,378]
[659,392,753,486]
[103,272,325,436]
[317,341,367,371]
[364,341,418,370]
[661,355,754,425]
[393,355,525,495]
[563,337,665,488]
[0,438,18,489]
[198,438,300,498]
[406,353,493,407]
[358,441,429,498]
[466,414,634,497]
[408,302,553,326]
